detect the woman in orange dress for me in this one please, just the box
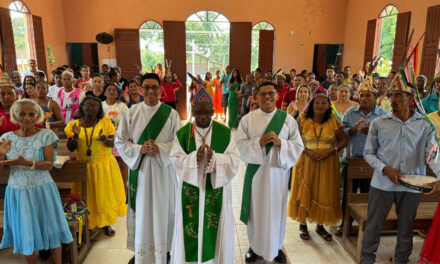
[213,69,223,118]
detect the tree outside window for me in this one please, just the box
[377,5,398,76]
[9,0,31,73]
[139,21,164,73]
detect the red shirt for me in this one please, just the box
[75,78,91,89]
[160,80,182,102]
[0,105,43,136]
[283,88,297,106]
[276,85,288,109]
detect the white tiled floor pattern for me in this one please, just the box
[0,162,425,263]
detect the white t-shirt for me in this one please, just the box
[102,101,128,128]
[48,85,62,100]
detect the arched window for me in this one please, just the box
[185,11,230,77]
[251,21,275,71]
[139,21,164,74]
[9,0,31,73]
[377,5,398,75]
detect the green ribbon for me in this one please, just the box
[176,121,230,262]
[129,104,172,211]
[240,109,287,224]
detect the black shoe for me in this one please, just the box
[245,248,259,262]
[273,250,286,263]
[128,256,135,264]
[39,250,51,261]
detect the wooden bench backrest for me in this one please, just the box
[346,157,439,203]
[0,160,88,210]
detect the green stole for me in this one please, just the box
[176,121,230,262]
[129,103,172,211]
[240,109,287,224]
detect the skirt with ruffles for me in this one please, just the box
[0,182,73,255]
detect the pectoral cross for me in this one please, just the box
[186,204,196,218]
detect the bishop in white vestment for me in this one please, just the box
[170,88,240,264]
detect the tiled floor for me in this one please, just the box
[0,162,425,263]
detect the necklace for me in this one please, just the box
[194,124,212,145]
[83,120,97,156]
[313,121,323,147]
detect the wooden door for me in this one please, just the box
[230,22,252,77]
[0,7,17,74]
[163,21,186,119]
[258,30,274,72]
[115,29,141,80]
[363,19,382,67]
[420,5,440,83]
[391,12,411,71]
[29,15,47,74]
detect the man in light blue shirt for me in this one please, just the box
[420,73,440,114]
[331,81,388,236]
[361,73,440,264]
[220,65,232,121]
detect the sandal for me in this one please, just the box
[316,225,333,242]
[102,226,116,236]
[330,225,343,237]
[299,224,310,240]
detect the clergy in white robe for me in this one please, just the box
[236,81,304,262]
[170,91,240,264]
[115,73,181,264]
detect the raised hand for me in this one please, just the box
[0,138,12,156]
[72,123,81,136]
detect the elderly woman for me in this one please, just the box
[287,86,347,242]
[65,96,126,235]
[0,99,72,264]
[56,71,85,124]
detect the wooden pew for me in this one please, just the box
[0,160,90,264]
[341,157,439,263]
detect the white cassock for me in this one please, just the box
[169,122,240,264]
[236,108,304,261]
[115,102,181,264]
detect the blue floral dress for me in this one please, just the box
[0,129,73,255]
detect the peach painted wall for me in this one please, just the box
[0,0,68,74]
[59,0,348,73]
[343,0,440,75]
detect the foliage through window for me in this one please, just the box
[139,21,164,73]
[377,5,398,76]
[9,0,31,73]
[185,11,230,78]
[251,22,274,71]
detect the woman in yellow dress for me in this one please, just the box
[65,96,127,236]
[287,86,347,242]
[203,71,215,102]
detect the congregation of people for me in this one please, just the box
[0,56,440,264]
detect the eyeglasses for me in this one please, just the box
[142,85,160,90]
[259,91,276,97]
